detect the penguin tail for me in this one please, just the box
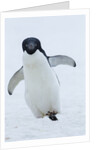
[46,111,58,121]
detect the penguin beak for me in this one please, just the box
[26,43,37,55]
[28,43,35,50]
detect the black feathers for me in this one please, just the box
[22,37,48,58]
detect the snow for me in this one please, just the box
[5,15,86,142]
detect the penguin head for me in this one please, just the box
[22,37,42,55]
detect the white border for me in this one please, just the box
[0,9,90,149]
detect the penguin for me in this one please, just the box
[8,37,76,121]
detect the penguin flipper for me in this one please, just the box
[48,55,76,67]
[8,67,24,95]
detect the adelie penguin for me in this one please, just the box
[8,37,76,121]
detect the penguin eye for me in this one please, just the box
[34,43,37,47]
[25,44,28,47]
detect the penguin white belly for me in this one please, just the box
[23,50,60,118]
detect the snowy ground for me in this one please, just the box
[5,66,85,142]
[5,14,86,142]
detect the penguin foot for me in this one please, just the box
[46,111,58,121]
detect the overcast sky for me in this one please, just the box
[5,15,85,67]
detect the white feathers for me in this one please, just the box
[8,54,76,95]
[8,49,76,118]
[23,50,60,118]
